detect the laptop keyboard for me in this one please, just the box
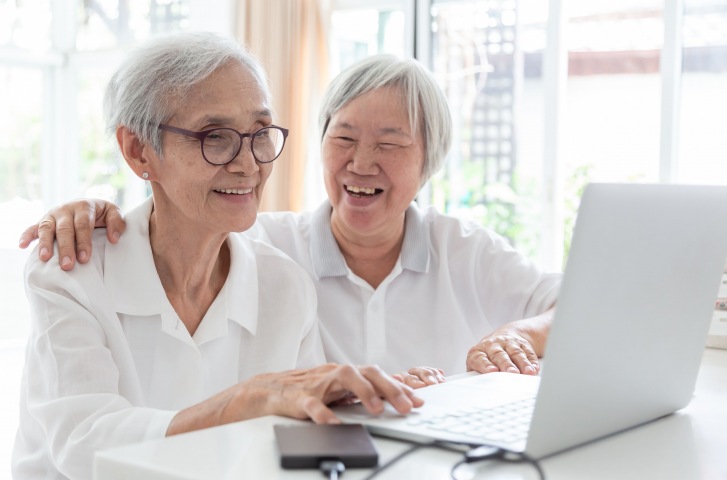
[404,396,536,445]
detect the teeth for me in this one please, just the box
[215,188,252,195]
[346,185,377,195]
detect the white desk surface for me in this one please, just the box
[95,348,727,480]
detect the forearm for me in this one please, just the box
[165,380,266,436]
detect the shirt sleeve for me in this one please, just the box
[472,225,561,322]
[432,211,561,327]
[19,251,177,479]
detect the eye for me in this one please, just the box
[330,135,355,146]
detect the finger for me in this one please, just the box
[467,350,499,374]
[18,224,40,250]
[53,214,78,271]
[36,217,59,263]
[486,344,519,374]
[406,367,445,386]
[504,342,540,375]
[332,365,386,415]
[398,373,427,389]
[74,202,97,264]
[302,396,341,425]
[356,365,423,413]
[96,201,126,244]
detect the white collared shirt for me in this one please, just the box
[13,197,323,480]
[247,201,561,376]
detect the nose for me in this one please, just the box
[226,138,259,175]
[347,146,380,175]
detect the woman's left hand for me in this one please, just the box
[466,309,554,375]
[466,330,540,375]
[393,366,446,389]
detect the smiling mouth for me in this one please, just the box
[214,188,253,195]
[345,185,383,198]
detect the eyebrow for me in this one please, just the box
[332,122,411,138]
[199,109,273,126]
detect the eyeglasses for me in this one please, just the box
[158,124,289,165]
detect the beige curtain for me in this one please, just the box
[235,0,330,212]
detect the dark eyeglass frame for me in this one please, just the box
[158,124,289,165]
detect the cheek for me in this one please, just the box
[259,163,274,187]
[390,157,424,193]
[321,142,348,171]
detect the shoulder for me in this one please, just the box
[24,229,110,305]
[246,211,312,241]
[230,233,313,287]
[416,204,513,251]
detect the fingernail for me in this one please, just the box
[40,247,49,258]
[62,256,72,268]
[327,417,341,425]
[507,366,519,373]
[524,365,536,374]
[426,375,437,384]
[78,251,88,262]
[112,231,120,242]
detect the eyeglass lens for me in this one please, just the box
[203,127,284,164]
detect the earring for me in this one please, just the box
[142,172,149,180]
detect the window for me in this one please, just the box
[329,0,413,73]
[329,0,727,269]
[0,0,197,346]
[678,0,727,184]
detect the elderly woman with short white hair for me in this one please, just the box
[13,33,420,480]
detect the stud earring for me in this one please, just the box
[142,172,149,180]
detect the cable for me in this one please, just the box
[360,442,432,480]
[500,452,546,480]
[319,459,346,480]
[450,447,546,480]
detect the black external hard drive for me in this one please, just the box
[274,423,379,469]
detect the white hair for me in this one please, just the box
[319,55,452,184]
[103,31,270,155]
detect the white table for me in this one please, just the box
[94,348,727,479]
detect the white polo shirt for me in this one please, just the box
[13,197,323,480]
[248,201,561,376]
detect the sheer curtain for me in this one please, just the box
[235,0,330,212]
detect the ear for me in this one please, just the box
[117,126,157,181]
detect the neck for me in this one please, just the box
[330,212,405,289]
[149,204,230,336]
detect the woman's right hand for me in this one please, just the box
[166,363,424,436]
[19,199,126,270]
[393,366,446,389]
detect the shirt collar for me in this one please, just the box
[309,200,430,279]
[400,202,429,273]
[104,196,258,335]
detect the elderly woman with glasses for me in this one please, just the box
[12,33,421,480]
[21,54,560,388]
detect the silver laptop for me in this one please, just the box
[335,183,727,459]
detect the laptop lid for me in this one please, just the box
[524,182,727,458]
[334,183,727,459]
